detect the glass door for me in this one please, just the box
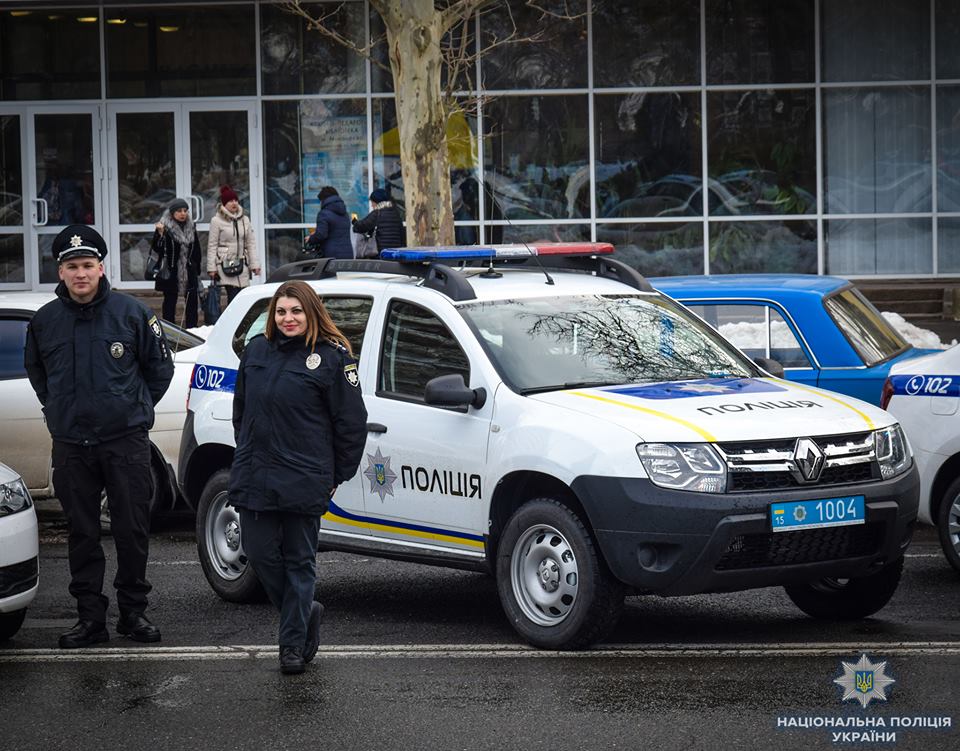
[107,102,260,287]
[0,112,26,288]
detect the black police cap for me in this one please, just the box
[53,224,108,264]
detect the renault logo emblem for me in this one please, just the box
[792,437,824,483]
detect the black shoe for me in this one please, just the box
[59,620,109,649]
[116,612,162,643]
[280,646,305,675]
[303,602,325,664]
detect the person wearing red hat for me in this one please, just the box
[207,185,260,305]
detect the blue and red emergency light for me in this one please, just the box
[380,242,614,262]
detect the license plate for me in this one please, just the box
[770,495,865,532]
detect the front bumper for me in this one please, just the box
[0,506,39,612]
[571,466,919,596]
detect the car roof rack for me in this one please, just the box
[267,257,478,301]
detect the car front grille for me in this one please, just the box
[717,432,877,493]
[715,523,883,571]
[0,556,38,598]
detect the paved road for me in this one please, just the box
[1,519,958,750]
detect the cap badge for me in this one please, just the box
[110,342,125,359]
[69,234,83,248]
[306,353,321,370]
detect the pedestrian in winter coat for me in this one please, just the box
[24,224,174,649]
[352,188,404,254]
[305,186,353,259]
[150,197,202,327]
[207,185,260,305]
[229,280,367,675]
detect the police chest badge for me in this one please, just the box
[306,353,322,370]
[344,363,359,387]
[110,342,124,359]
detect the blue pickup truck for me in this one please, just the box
[652,274,937,405]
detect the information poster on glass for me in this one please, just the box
[300,102,368,221]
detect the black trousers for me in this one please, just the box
[162,285,199,328]
[239,509,321,649]
[52,432,154,623]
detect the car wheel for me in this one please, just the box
[0,608,27,641]
[784,556,904,619]
[496,497,624,649]
[196,468,265,602]
[936,477,960,573]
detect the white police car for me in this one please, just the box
[0,460,38,641]
[180,244,919,649]
[883,345,960,572]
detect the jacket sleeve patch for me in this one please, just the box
[344,362,360,387]
[148,315,162,338]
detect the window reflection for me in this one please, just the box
[460,295,754,393]
[481,0,587,90]
[597,222,703,276]
[35,114,96,226]
[937,87,960,212]
[594,93,701,219]
[592,0,699,87]
[707,89,816,215]
[266,228,308,275]
[260,1,364,95]
[484,95,589,221]
[937,0,960,79]
[705,0,814,84]
[106,5,256,97]
[116,112,176,225]
[0,116,22,227]
[937,218,960,273]
[822,0,930,82]
[823,87,931,214]
[485,223,589,246]
[0,11,100,100]
[709,220,816,274]
[0,234,24,283]
[263,102,304,224]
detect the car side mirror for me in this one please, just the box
[754,357,785,378]
[424,373,487,410]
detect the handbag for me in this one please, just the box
[221,257,245,277]
[145,253,171,282]
[355,228,379,259]
[203,281,222,325]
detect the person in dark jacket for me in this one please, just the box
[352,188,404,254]
[23,224,174,649]
[229,280,367,675]
[150,197,202,327]
[305,186,353,259]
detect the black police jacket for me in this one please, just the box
[24,278,175,445]
[229,333,368,515]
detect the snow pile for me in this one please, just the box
[880,312,956,350]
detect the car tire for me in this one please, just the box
[496,497,624,650]
[196,468,265,602]
[0,608,27,641]
[936,477,960,573]
[784,556,904,620]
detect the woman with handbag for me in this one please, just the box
[304,186,353,259]
[207,185,260,305]
[352,188,404,255]
[150,197,202,327]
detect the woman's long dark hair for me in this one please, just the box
[264,280,352,354]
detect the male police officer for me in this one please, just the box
[24,225,174,648]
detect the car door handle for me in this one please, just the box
[367,422,388,434]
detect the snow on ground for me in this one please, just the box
[881,312,957,350]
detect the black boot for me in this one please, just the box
[280,646,305,675]
[303,602,325,663]
[59,620,109,649]
[116,612,162,643]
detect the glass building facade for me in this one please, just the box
[0,0,957,289]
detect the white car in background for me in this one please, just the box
[0,460,38,641]
[0,293,204,520]
[884,344,960,572]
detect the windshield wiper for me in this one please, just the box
[519,380,620,395]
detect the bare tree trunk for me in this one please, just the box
[377,0,455,246]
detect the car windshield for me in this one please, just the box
[159,320,205,353]
[822,288,908,366]
[460,294,758,394]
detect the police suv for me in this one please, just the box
[180,244,918,649]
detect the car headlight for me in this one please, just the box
[874,425,912,480]
[636,443,727,493]
[0,475,32,516]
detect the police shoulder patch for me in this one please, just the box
[148,315,162,339]
[344,362,360,387]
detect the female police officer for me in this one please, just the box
[229,280,367,674]
[24,224,174,648]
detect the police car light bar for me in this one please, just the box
[379,242,613,262]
